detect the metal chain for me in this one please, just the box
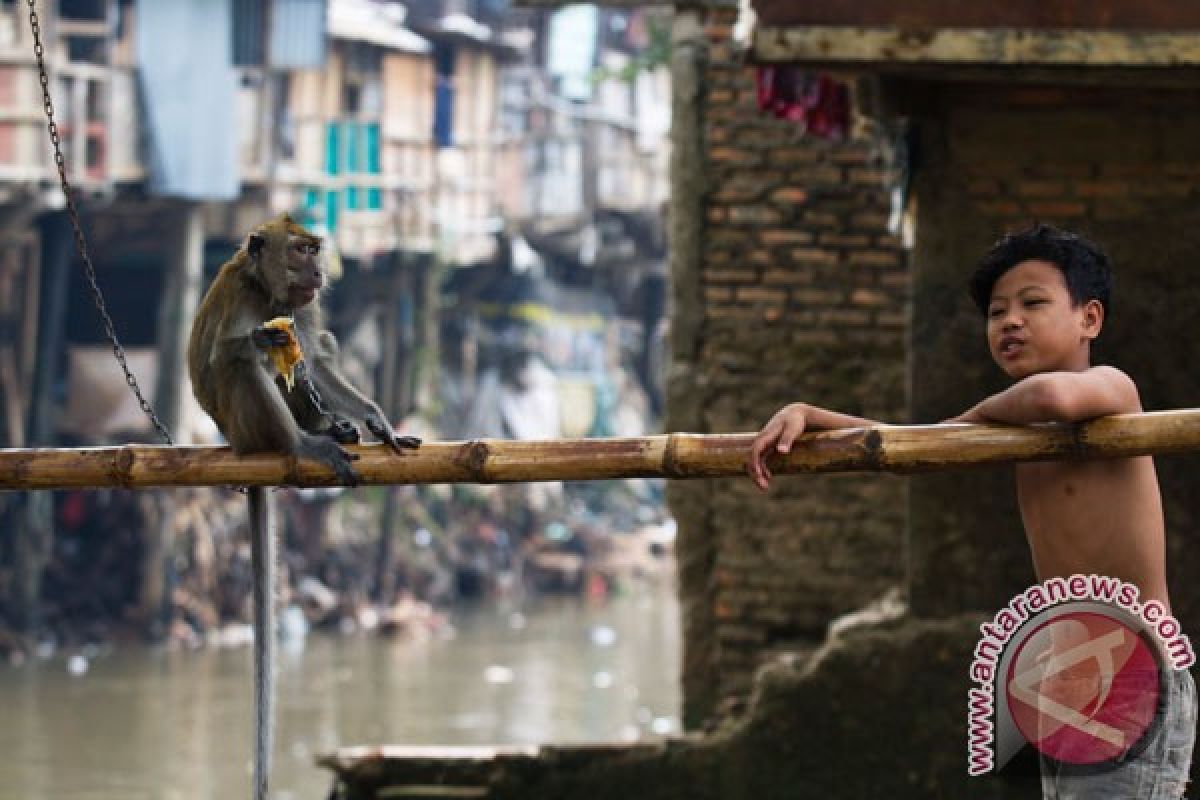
[26,0,174,445]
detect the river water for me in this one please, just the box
[0,583,681,800]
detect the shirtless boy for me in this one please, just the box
[745,224,1196,798]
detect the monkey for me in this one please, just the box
[187,213,419,800]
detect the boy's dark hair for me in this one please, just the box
[969,224,1112,316]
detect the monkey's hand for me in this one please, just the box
[251,325,292,349]
[365,411,421,453]
[299,433,361,486]
[328,416,361,445]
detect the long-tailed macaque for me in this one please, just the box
[187,214,419,800]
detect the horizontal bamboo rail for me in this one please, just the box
[1,410,1199,491]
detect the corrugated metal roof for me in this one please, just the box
[328,0,430,53]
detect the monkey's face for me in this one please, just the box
[286,236,324,308]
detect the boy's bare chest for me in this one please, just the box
[1014,456,1163,553]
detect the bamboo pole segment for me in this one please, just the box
[2,409,1200,491]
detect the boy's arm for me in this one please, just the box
[944,366,1141,425]
[746,402,884,491]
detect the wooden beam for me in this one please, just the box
[751,26,1200,67]
[751,0,1200,31]
[3,410,1200,490]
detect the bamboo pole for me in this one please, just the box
[2,410,1200,491]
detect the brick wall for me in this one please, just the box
[667,8,910,725]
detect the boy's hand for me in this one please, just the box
[746,403,808,492]
[941,407,988,425]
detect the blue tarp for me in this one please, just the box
[136,0,239,200]
[270,0,327,68]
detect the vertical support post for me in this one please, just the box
[663,8,715,730]
[11,212,72,638]
[140,200,205,636]
[375,257,405,604]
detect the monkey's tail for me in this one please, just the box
[248,487,275,800]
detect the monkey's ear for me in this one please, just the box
[246,233,266,259]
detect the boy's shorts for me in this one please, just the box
[1039,668,1197,799]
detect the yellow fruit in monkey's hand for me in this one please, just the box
[263,316,303,391]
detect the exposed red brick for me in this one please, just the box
[760,230,813,245]
[797,165,844,184]
[710,147,762,165]
[791,288,844,305]
[801,210,840,228]
[850,288,892,307]
[762,268,813,285]
[848,250,900,267]
[829,146,875,165]
[735,286,787,304]
[770,188,808,204]
[704,306,760,320]
[819,232,870,248]
[817,309,871,326]
[772,147,822,165]
[848,167,894,185]
[713,182,765,202]
[729,205,784,225]
[703,268,758,284]
[790,247,840,265]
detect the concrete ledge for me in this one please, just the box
[317,613,1046,800]
[752,26,1200,66]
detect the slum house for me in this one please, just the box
[322,1,1200,798]
[0,0,517,638]
[439,4,670,441]
[276,0,440,419]
[0,0,329,636]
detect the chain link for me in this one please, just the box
[27,0,174,446]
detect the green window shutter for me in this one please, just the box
[325,123,340,176]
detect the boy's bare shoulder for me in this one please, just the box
[1040,365,1142,419]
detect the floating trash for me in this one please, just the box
[651,717,674,735]
[592,671,613,689]
[67,654,88,676]
[589,625,617,647]
[279,606,309,642]
[484,665,515,684]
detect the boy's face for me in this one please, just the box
[985,259,1103,379]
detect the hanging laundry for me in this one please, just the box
[754,67,850,139]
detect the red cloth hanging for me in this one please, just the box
[755,67,850,139]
